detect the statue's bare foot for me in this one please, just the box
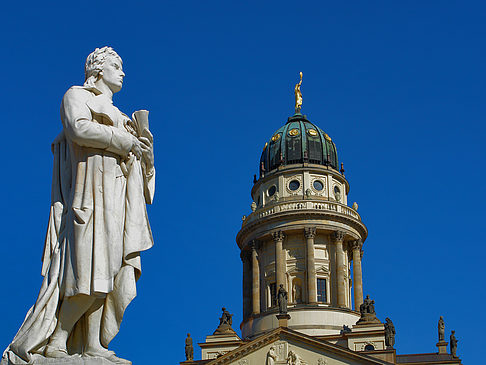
[44,344,69,358]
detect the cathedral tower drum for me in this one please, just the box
[237,96,368,339]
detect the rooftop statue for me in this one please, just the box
[438,316,445,342]
[213,307,236,335]
[294,72,303,114]
[450,331,458,357]
[384,318,396,349]
[356,295,381,325]
[2,47,155,365]
[184,333,194,361]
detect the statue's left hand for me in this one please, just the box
[139,134,154,169]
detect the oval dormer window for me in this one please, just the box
[289,180,300,191]
[313,180,324,191]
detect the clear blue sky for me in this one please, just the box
[0,1,484,364]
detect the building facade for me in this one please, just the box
[181,94,462,365]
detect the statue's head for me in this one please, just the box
[84,46,124,94]
[440,316,443,320]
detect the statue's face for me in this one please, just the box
[101,56,125,93]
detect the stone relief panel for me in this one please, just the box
[317,358,328,365]
[275,341,288,362]
[314,247,328,260]
[286,348,307,365]
[238,359,249,365]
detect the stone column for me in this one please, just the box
[304,227,317,304]
[333,231,347,308]
[241,250,251,319]
[272,231,286,290]
[351,240,364,311]
[250,240,260,315]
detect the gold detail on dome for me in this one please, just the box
[307,129,318,137]
[288,128,300,137]
[295,71,303,113]
[271,133,281,142]
[324,133,332,141]
[263,142,268,151]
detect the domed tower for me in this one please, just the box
[237,76,368,340]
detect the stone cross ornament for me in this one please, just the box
[2,47,155,365]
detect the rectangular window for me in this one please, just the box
[270,283,277,307]
[317,278,327,303]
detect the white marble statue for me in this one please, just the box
[2,47,155,365]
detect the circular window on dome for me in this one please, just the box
[289,180,300,191]
[268,185,277,197]
[313,180,324,191]
[307,129,318,137]
[334,186,341,202]
[288,128,300,137]
[271,133,281,142]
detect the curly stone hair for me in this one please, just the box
[84,46,122,88]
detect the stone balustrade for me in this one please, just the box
[242,200,361,227]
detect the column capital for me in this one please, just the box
[272,230,285,242]
[332,230,345,243]
[304,227,317,239]
[351,239,363,251]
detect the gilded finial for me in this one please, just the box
[294,72,303,114]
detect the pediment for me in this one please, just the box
[206,327,389,365]
[316,266,330,274]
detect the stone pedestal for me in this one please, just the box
[276,313,291,328]
[1,356,126,365]
[436,341,448,354]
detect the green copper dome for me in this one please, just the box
[259,114,338,176]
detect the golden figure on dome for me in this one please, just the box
[294,71,303,113]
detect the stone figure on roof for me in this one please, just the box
[213,307,236,335]
[185,333,194,361]
[438,316,445,342]
[384,318,396,348]
[356,295,380,325]
[2,46,155,365]
[360,295,375,315]
[220,307,233,326]
[450,331,458,357]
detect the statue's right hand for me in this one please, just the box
[130,135,142,159]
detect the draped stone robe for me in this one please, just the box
[3,86,155,364]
